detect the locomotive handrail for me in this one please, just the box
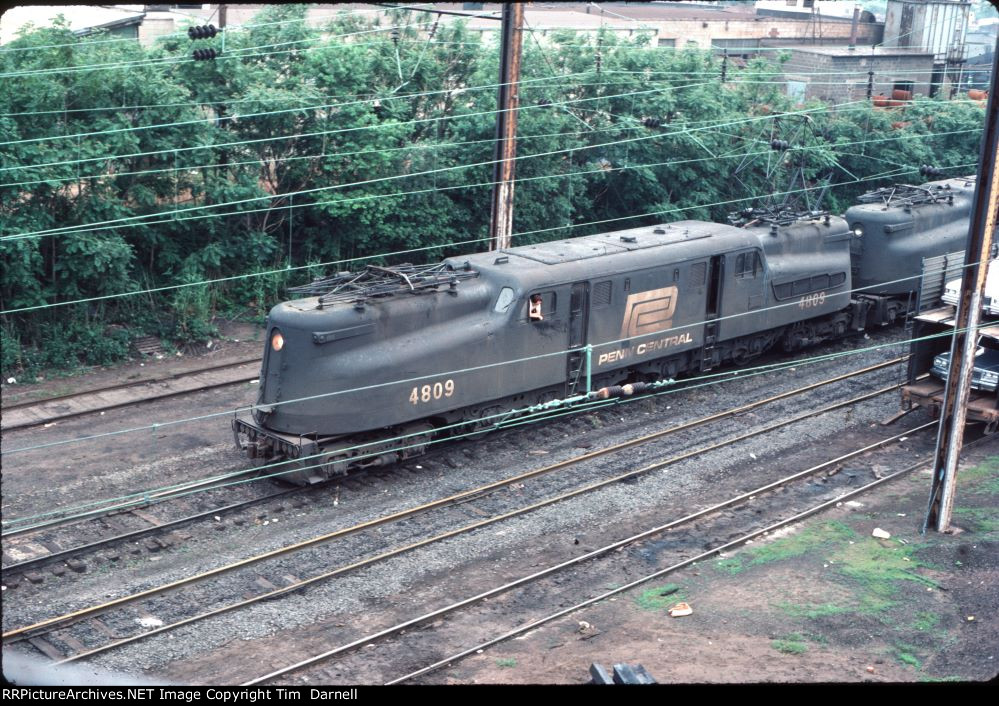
[3,259,992,460]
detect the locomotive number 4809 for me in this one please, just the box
[409,379,455,405]
[799,291,826,309]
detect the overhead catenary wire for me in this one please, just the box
[3,66,990,119]
[0,98,874,240]
[11,71,974,190]
[0,129,980,315]
[1,168,982,460]
[0,79,705,174]
[0,319,973,528]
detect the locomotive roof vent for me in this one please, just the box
[653,227,666,234]
[620,235,638,243]
[494,256,509,265]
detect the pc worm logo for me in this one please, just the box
[619,286,679,339]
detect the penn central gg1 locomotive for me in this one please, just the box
[233,175,976,484]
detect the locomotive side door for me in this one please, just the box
[566,281,590,397]
[702,255,724,371]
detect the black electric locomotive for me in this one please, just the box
[233,175,975,484]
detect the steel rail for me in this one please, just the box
[388,432,994,685]
[248,420,946,685]
[1,486,302,573]
[1,353,903,537]
[5,367,901,651]
[2,358,261,431]
[56,382,909,665]
[1,467,264,539]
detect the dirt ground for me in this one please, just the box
[425,447,999,684]
[0,320,265,407]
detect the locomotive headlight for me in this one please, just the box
[852,223,865,237]
[271,330,285,352]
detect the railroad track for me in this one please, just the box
[251,429,993,686]
[1,360,914,667]
[1,356,906,576]
[1,357,261,431]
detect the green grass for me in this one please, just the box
[635,583,685,612]
[778,601,852,619]
[713,521,857,575]
[912,611,941,632]
[772,635,808,655]
[496,658,517,668]
[830,538,938,604]
[959,456,999,493]
[952,507,999,535]
[894,644,923,670]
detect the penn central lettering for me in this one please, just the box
[597,331,694,366]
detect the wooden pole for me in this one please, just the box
[489,3,524,251]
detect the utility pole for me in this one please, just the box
[489,2,524,251]
[923,38,999,533]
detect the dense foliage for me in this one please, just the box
[0,5,988,377]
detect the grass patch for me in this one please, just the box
[894,644,922,670]
[496,658,517,668]
[912,611,941,633]
[772,635,808,655]
[778,601,852,619]
[952,507,999,536]
[635,583,685,612]
[959,456,999,493]
[713,521,856,575]
[830,538,938,605]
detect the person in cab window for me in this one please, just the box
[529,294,544,321]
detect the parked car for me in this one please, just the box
[942,258,999,316]
[931,340,999,392]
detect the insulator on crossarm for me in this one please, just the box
[919,164,944,178]
[770,139,790,151]
[188,24,218,40]
[192,48,218,61]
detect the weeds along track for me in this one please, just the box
[2,358,911,669]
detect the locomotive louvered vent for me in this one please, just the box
[593,280,612,309]
[691,262,707,286]
[288,262,479,308]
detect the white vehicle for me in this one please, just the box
[942,258,999,316]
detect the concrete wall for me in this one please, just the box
[649,18,882,51]
[781,49,936,103]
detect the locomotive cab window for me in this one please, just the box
[735,251,762,278]
[494,287,516,313]
[528,291,556,322]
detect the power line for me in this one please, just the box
[3,233,982,459]
[1,99,975,241]
[0,67,587,148]
[0,77,672,174]
[0,98,865,241]
[1,141,976,313]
